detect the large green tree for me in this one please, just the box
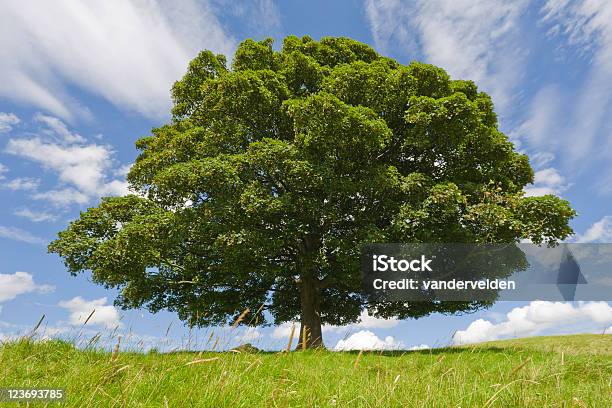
[49,36,575,348]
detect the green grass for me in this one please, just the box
[1,334,610,407]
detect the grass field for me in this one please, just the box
[1,334,610,407]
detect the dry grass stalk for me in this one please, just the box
[286,323,296,353]
[232,308,250,328]
[111,335,122,362]
[211,336,220,351]
[510,357,531,376]
[353,350,363,369]
[185,357,220,366]
[561,351,565,365]
[301,327,309,351]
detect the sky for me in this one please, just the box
[0,0,611,352]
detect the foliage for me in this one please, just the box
[49,36,576,340]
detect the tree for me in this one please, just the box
[49,36,576,349]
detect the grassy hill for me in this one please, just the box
[1,334,610,407]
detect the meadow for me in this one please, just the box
[0,334,610,407]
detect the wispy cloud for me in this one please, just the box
[364,0,530,116]
[0,0,235,120]
[511,86,565,151]
[0,163,8,179]
[33,113,85,143]
[13,208,59,223]
[214,0,281,37]
[540,1,612,164]
[4,177,40,191]
[0,225,46,245]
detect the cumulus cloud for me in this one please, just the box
[271,322,296,339]
[0,0,235,120]
[5,115,129,206]
[407,344,430,351]
[334,330,404,351]
[235,327,263,344]
[0,225,46,245]
[575,216,612,243]
[0,112,20,133]
[58,296,122,328]
[354,310,399,329]
[364,0,529,115]
[453,301,612,344]
[6,139,120,193]
[524,167,569,197]
[0,271,54,302]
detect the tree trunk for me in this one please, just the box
[296,275,324,349]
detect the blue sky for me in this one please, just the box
[0,0,611,351]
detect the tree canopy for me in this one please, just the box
[49,36,576,348]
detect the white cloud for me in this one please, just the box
[5,177,40,191]
[5,114,129,206]
[216,0,281,36]
[58,296,122,328]
[0,271,54,302]
[0,0,235,120]
[512,86,565,150]
[114,164,133,178]
[33,113,85,143]
[0,112,20,133]
[334,330,404,351]
[271,322,296,339]
[32,189,91,206]
[408,344,430,351]
[6,139,116,193]
[0,163,7,179]
[524,167,569,197]
[575,216,612,243]
[541,1,612,163]
[355,310,399,329]
[529,152,555,169]
[365,0,529,115]
[453,301,612,344]
[14,208,59,223]
[0,225,46,245]
[364,0,414,52]
[235,327,262,344]
[271,310,398,340]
